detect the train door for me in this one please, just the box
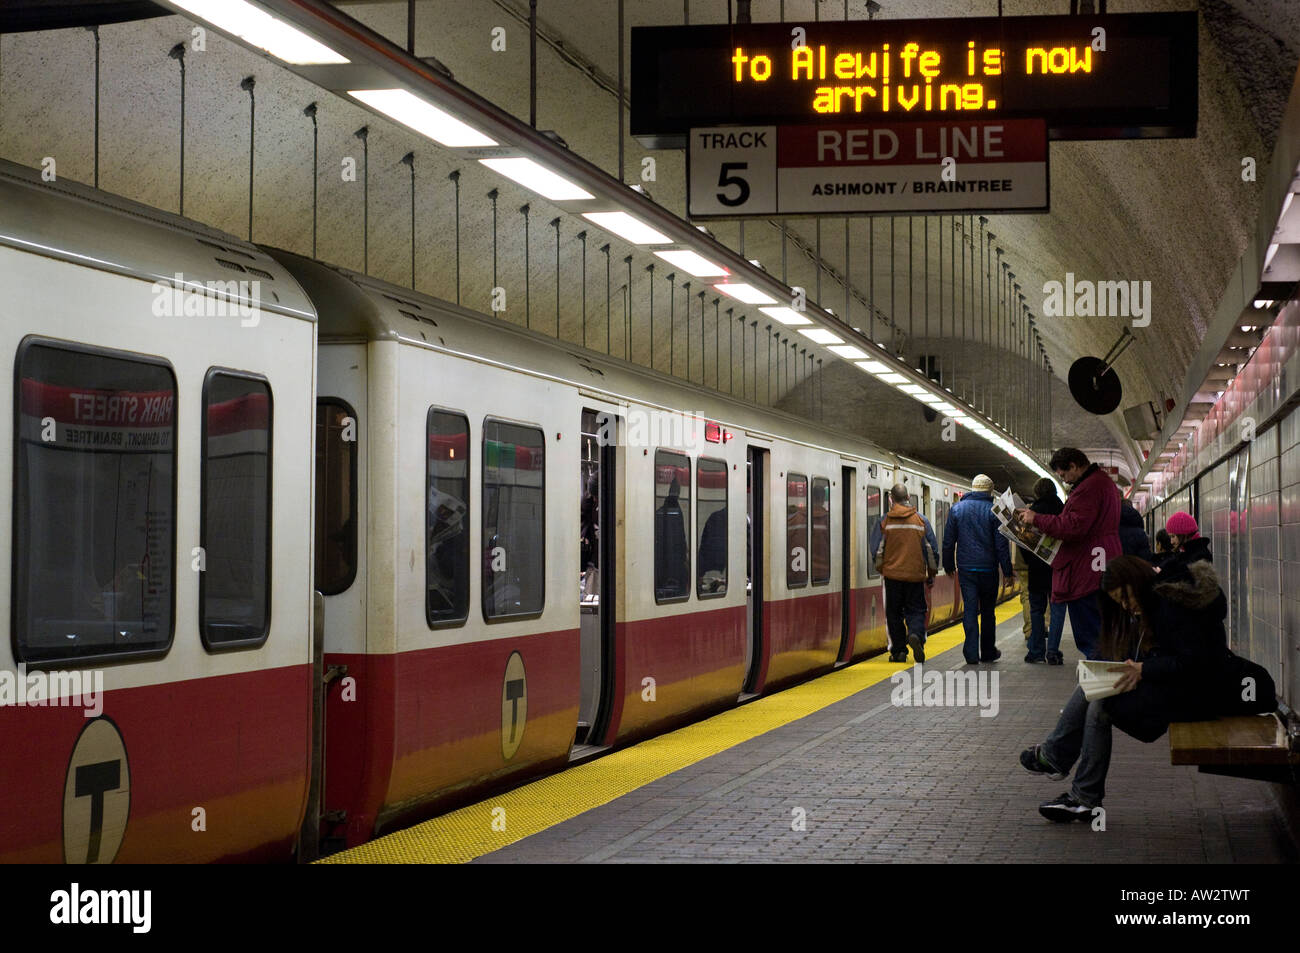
[314,343,367,851]
[576,407,617,752]
[838,465,856,661]
[743,446,767,694]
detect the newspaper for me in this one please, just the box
[991,487,1063,565]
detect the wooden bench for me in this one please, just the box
[1169,711,1299,783]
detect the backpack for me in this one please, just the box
[1217,653,1278,715]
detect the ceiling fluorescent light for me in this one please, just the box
[654,249,728,277]
[827,345,868,359]
[799,328,844,345]
[898,384,926,395]
[919,394,945,405]
[857,361,889,374]
[349,89,496,147]
[761,306,812,326]
[715,283,777,305]
[583,211,672,245]
[879,373,908,384]
[168,0,349,64]
[479,157,593,201]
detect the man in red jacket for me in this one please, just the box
[1014,448,1121,660]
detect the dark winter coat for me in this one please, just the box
[1130,559,1232,720]
[1025,491,1063,593]
[1033,464,1122,604]
[1158,536,1212,578]
[941,490,1012,577]
[1119,502,1153,562]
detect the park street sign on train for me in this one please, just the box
[687,117,1047,218]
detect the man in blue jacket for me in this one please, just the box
[943,474,1014,664]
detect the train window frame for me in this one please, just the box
[315,397,359,597]
[481,416,546,623]
[12,335,178,667]
[695,455,728,599]
[786,471,809,590]
[199,368,273,652]
[653,448,693,604]
[810,475,831,587]
[426,406,470,630]
[865,485,883,580]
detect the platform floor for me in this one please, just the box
[326,606,1298,864]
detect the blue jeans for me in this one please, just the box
[1026,588,1066,659]
[958,570,999,662]
[1064,592,1102,660]
[1041,684,1176,807]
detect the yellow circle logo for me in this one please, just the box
[63,717,130,864]
[501,651,527,760]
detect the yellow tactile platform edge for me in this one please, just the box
[320,601,1023,864]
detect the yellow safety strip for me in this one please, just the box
[320,600,1023,864]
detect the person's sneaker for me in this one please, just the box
[1038,792,1095,823]
[1024,653,1046,663]
[1019,744,1067,780]
[1046,652,1064,666]
[908,634,926,663]
[981,648,1002,663]
[889,651,908,663]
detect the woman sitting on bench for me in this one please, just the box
[1019,554,1231,822]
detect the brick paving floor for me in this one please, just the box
[477,614,1299,864]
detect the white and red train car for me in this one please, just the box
[0,160,1011,862]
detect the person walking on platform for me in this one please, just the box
[870,483,939,664]
[1015,448,1120,661]
[1119,500,1152,561]
[1014,543,1033,646]
[943,474,1013,664]
[1022,477,1067,665]
[1019,555,1232,821]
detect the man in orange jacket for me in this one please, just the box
[869,483,939,663]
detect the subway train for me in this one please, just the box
[0,159,1014,863]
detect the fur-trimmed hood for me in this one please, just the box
[1152,559,1223,610]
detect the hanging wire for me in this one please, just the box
[242,77,257,242]
[170,44,186,214]
[520,203,532,328]
[449,170,461,304]
[402,152,415,289]
[304,103,318,258]
[579,230,588,348]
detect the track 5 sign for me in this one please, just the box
[688,119,1048,218]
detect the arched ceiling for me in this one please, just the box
[1,0,1297,488]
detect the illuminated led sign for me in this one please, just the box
[632,12,1196,146]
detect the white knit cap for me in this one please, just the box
[972,474,994,492]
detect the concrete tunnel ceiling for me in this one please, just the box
[1,0,1297,492]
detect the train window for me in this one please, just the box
[696,457,727,598]
[315,399,358,595]
[427,409,470,627]
[13,339,176,664]
[811,477,831,586]
[866,487,882,579]
[201,371,272,649]
[483,419,545,620]
[787,472,808,588]
[654,449,691,602]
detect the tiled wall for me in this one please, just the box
[1249,425,1280,686]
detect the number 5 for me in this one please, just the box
[717,162,750,207]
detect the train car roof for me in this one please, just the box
[269,248,972,490]
[0,159,315,323]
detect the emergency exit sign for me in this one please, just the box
[687,118,1047,218]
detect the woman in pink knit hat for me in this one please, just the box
[1159,511,1211,577]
